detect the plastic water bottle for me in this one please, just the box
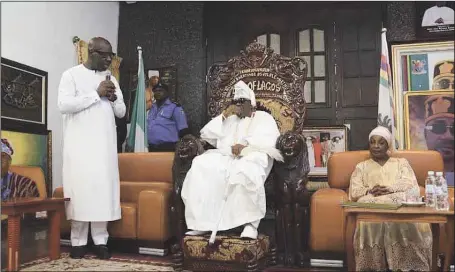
[435,172,449,211]
[425,171,435,207]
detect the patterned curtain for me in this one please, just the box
[74,38,122,81]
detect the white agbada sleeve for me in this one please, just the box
[200,114,225,148]
[57,70,101,114]
[110,77,126,118]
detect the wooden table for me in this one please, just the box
[1,197,67,271]
[343,206,454,272]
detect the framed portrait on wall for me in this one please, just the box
[1,58,48,133]
[300,126,348,177]
[416,1,455,40]
[404,90,453,185]
[391,41,454,148]
[1,130,53,197]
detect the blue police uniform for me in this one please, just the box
[147,98,188,151]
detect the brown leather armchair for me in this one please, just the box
[309,150,446,261]
[53,152,174,254]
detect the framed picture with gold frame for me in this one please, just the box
[391,41,454,149]
[300,126,348,177]
[404,90,453,176]
[1,129,53,197]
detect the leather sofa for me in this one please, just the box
[53,152,174,254]
[309,150,454,260]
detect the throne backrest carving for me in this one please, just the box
[207,42,308,133]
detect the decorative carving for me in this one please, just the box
[171,42,310,270]
[274,131,310,267]
[170,134,205,269]
[207,41,308,133]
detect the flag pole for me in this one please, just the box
[126,45,148,152]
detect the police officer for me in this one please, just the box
[147,82,189,152]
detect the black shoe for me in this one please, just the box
[70,246,87,259]
[93,245,111,259]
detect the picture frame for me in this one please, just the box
[391,41,454,148]
[415,1,455,40]
[1,130,53,197]
[300,126,348,177]
[1,58,48,134]
[146,66,178,100]
[404,90,454,177]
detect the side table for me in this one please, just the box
[343,206,454,272]
[1,197,67,271]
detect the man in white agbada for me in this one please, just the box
[181,80,282,241]
[58,37,125,259]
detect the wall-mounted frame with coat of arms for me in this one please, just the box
[391,41,454,149]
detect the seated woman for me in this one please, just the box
[1,138,39,201]
[349,126,432,271]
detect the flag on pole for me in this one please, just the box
[126,46,148,152]
[377,28,398,150]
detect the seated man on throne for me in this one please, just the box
[1,138,39,201]
[181,80,283,240]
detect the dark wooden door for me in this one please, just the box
[204,2,383,150]
[332,7,382,150]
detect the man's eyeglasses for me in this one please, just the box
[425,121,454,136]
[433,78,454,90]
[94,50,116,58]
[231,98,249,105]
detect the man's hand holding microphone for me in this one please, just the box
[97,73,117,102]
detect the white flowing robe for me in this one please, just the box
[181,111,281,231]
[58,64,126,222]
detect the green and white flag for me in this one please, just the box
[126,46,147,152]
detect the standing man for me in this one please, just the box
[147,82,189,152]
[146,71,159,111]
[58,37,125,259]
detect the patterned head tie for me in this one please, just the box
[1,138,14,158]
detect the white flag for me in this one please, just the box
[377,28,398,150]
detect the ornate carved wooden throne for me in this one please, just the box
[170,42,311,271]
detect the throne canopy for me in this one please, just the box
[207,42,308,133]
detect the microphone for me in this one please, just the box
[106,71,111,81]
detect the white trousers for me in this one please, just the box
[71,221,109,246]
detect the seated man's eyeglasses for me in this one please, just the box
[425,121,454,136]
[231,98,249,105]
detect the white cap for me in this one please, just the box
[148,70,159,78]
[436,171,443,176]
[428,171,435,175]
[233,80,256,107]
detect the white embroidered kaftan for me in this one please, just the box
[181,111,281,231]
[58,64,126,222]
